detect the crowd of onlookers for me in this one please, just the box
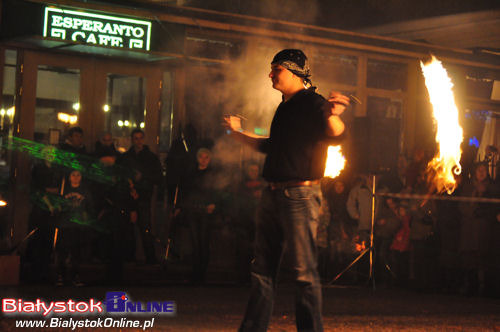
[25,127,162,286]
[22,126,500,297]
[317,148,500,297]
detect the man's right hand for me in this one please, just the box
[223,115,242,133]
[222,115,267,151]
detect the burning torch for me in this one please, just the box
[421,55,463,195]
[323,94,361,179]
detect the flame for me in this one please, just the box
[324,145,346,178]
[420,56,463,194]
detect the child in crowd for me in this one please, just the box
[390,203,411,286]
[56,169,93,287]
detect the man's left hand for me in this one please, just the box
[327,91,350,116]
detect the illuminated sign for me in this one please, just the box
[43,7,152,51]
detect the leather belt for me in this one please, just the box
[269,180,320,190]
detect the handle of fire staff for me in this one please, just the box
[52,176,65,252]
[164,129,188,261]
[164,185,180,261]
[369,174,376,290]
[4,228,39,255]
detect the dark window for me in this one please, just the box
[367,59,407,91]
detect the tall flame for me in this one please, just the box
[420,55,463,194]
[324,145,346,178]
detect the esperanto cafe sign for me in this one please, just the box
[43,7,152,51]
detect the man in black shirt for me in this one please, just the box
[224,49,349,332]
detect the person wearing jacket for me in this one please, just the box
[120,129,162,264]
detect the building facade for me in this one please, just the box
[1,0,499,243]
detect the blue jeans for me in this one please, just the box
[239,185,323,332]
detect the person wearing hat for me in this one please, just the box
[224,49,349,332]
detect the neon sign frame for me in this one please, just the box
[43,7,152,51]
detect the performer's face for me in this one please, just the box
[269,64,295,92]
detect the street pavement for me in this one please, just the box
[1,280,499,331]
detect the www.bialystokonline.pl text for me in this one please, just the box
[15,317,155,330]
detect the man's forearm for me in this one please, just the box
[326,114,345,137]
[230,130,267,151]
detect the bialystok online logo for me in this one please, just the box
[105,292,176,315]
[2,291,176,316]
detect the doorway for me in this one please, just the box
[7,49,170,243]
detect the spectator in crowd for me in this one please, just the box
[435,174,462,294]
[59,126,91,177]
[459,162,497,295]
[405,148,426,191]
[60,126,87,155]
[25,145,62,283]
[56,169,93,287]
[347,173,378,244]
[375,197,402,287]
[178,148,218,284]
[491,206,500,297]
[321,178,355,281]
[408,171,438,292]
[93,146,138,285]
[234,162,265,284]
[390,202,411,287]
[378,155,407,193]
[94,132,118,157]
[483,145,498,180]
[87,132,120,262]
[120,129,162,265]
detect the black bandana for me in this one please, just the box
[271,49,311,79]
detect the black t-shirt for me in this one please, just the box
[60,184,93,228]
[259,88,344,182]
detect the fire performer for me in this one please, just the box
[224,49,349,332]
